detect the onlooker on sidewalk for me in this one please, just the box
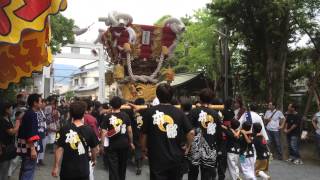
[45,97,60,154]
[264,102,285,160]
[37,100,48,166]
[17,94,42,180]
[52,101,99,180]
[0,102,21,180]
[8,94,27,178]
[284,103,303,165]
[14,94,27,115]
[312,106,320,158]
[234,97,246,121]
[58,100,69,128]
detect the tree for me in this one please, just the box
[208,0,318,110]
[171,9,220,90]
[291,0,320,115]
[50,13,75,54]
[65,91,75,101]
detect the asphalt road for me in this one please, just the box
[11,153,320,180]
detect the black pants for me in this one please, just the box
[105,147,129,180]
[188,164,216,180]
[134,145,142,169]
[60,177,89,180]
[150,166,181,180]
[216,143,227,180]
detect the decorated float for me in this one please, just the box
[0,0,68,89]
[97,12,185,101]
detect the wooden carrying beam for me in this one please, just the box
[120,104,225,111]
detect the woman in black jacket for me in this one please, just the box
[0,102,20,180]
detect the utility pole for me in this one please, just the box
[224,28,229,99]
[214,27,229,100]
[98,45,106,102]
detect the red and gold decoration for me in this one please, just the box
[120,82,157,102]
[105,70,114,86]
[99,12,185,101]
[0,0,68,89]
[113,64,125,81]
[104,24,177,62]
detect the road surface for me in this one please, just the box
[11,153,320,180]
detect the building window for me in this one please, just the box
[95,77,99,83]
[74,79,79,86]
[71,47,80,54]
[81,78,86,86]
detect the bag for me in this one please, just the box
[264,110,277,125]
[300,130,308,140]
[245,111,253,125]
[0,143,17,162]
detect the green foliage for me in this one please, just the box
[151,0,320,111]
[50,13,75,54]
[207,0,320,109]
[0,78,33,103]
[171,9,220,80]
[65,91,75,101]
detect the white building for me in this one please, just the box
[31,65,54,98]
[54,41,109,101]
[71,61,100,99]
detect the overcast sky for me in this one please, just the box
[55,0,310,67]
[55,0,211,67]
[61,0,211,42]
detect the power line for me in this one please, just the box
[54,68,78,71]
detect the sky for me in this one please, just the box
[61,0,211,42]
[54,0,211,67]
[54,0,311,68]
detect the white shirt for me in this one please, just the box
[152,98,160,106]
[264,109,285,131]
[234,108,240,119]
[314,112,320,135]
[239,111,269,141]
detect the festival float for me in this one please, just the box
[97,12,185,101]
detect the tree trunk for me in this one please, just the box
[278,54,287,112]
[277,10,290,112]
[314,87,320,109]
[303,65,320,116]
[265,43,274,102]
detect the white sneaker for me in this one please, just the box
[286,158,294,162]
[293,159,303,165]
[258,171,271,180]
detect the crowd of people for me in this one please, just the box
[0,83,320,180]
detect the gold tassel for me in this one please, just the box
[113,64,125,80]
[105,71,114,85]
[165,67,175,82]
